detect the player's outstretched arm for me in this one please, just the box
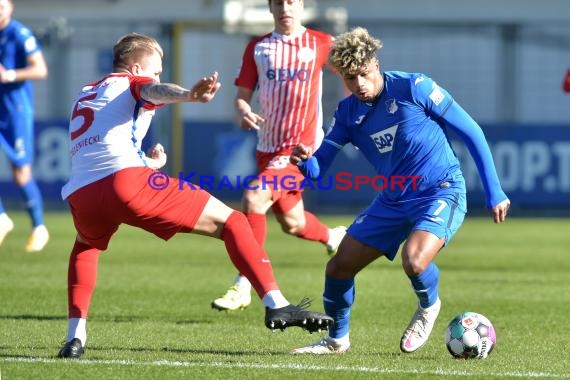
[441,101,511,223]
[441,101,508,209]
[141,71,221,104]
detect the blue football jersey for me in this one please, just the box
[0,19,42,113]
[323,71,462,201]
[312,70,507,208]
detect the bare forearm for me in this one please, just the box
[234,86,254,117]
[23,53,48,81]
[11,67,47,81]
[235,97,252,117]
[234,95,264,130]
[141,72,220,105]
[141,82,193,104]
[0,62,47,83]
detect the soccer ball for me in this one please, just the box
[445,312,496,359]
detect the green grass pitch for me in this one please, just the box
[0,211,569,379]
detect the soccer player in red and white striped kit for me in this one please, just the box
[211,0,347,312]
[57,33,332,359]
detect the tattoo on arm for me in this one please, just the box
[141,83,191,104]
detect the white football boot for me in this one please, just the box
[291,336,350,354]
[211,285,252,311]
[400,297,441,353]
[0,213,14,247]
[26,224,49,252]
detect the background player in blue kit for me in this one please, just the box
[290,27,511,354]
[0,0,49,251]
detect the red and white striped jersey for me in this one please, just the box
[235,28,333,153]
[62,74,163,199]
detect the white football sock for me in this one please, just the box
[66,317,87,346]
[330,333,350,345]
[234,275,252,291]
[262,290,289,309]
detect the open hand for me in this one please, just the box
[239,111,265,131]
[190,72,221,103]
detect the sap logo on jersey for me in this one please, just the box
[370,125,398,153]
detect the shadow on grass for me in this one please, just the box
[0,314,213,325]
[0,349,440,361]
[94,345,285,356]
[0,314,66,321]
[0,346,285,358]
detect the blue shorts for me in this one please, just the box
[347,185,467,261]
[0,110,35,167]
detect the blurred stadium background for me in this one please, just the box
[1,0,569,215]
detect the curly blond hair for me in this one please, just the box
[329,27,383,76]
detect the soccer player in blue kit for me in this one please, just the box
[290,27,510,354]
[0,0,49,251]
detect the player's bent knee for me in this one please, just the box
[242,188,272,210]
[402,258,429,276]
[278,219,303,235]
[325,257,354,278]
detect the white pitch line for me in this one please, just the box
[1,357,570,378]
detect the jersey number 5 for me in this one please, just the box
[70,93,97,140]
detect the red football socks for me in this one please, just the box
[296,211,329,244]
[245,212,267,247]
[67,241,101,318]
[221,211,278,298]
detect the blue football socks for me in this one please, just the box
[408,262,440,308]
[323,275,355,339]
[19,180,44,227]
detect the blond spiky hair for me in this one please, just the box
[329,27,383,76]
[113,33,163,71]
